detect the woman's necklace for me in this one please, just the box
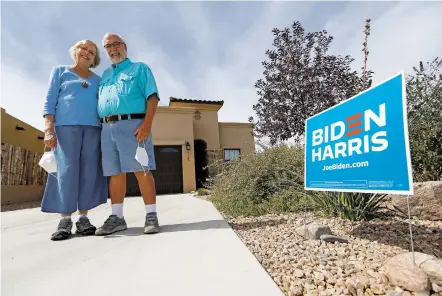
[71,66,91,89]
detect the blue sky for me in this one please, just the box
[2,1,442,131]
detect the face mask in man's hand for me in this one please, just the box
[39,151,57,174]
[135,142,149,177]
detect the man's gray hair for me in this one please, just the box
[102,32,125,45]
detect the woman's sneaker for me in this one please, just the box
[51,218,73,241]
[75,216,97,236]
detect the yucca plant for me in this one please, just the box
[311,191,388,221]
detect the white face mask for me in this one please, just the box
[39,150,57,173]
[135,142,149,176]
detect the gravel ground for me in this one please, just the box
[226,212,442,296]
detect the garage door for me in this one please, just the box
[126,145,183,196]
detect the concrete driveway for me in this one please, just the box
[1,194,284,296]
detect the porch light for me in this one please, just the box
[194,110,201,120]
[185,141,191,151]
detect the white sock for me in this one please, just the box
[77,214,87,222]
[61,216,71,220]
[112,203,124,218]
[146,204,156,214]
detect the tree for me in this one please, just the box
[250,21,362,144]
[406,57,442,181]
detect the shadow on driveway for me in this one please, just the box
[103,219,230,237]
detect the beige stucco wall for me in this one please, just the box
[219,123,256,154]
[193,110,221,150]
[152,107,196,193]
[1,108,45,154]
[1,186,45,205]
[168,102,222,150]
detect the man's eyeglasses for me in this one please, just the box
[104,42,124,50]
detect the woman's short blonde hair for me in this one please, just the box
[69,40,100,68]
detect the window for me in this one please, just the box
[160,147,180,153]
[224,149,240,161]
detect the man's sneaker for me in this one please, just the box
[51,218,73,241]
[75,216,96,236]
[144,212,160,234]
[95,215,127,236]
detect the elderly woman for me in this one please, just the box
[41,39,108,241]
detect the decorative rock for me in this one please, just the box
[226,212,442,296]
[315,272,325,281]
[294,269,304,278]
[295,223,333,240]
[290,286,303,296]
[421,258,442,285]
[335,279,345,286]
[356,281,365,290]
[346,284,357,296]
[320,234,349,244]
[384,253,432,291]
[283,281,290,292]
[415,291,430,296]
[433,283,442,293]
[371,284,385,295]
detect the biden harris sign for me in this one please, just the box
[304,72,414,195]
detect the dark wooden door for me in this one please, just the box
[126,145,183,196]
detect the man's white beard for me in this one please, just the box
[111,51,127,64]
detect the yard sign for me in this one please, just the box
[304,72,414,195]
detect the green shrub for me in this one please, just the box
[407,58,442,182]
[196,188,210,196]
[209,144,312,217]
[311,191,388,221]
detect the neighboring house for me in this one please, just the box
[1,98,255,204]
[1,107,47,205]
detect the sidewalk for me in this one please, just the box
[1,194,285,296]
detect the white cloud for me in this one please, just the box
[185,1,316,123]
[1,1,441,135]
[128,34,191,106]
[1,64,49,131]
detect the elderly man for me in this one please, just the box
[95,33,160,235]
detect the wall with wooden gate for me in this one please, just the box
[1,108,47,205]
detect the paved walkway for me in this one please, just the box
[1,194,284,296]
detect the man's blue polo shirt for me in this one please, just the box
[97,58,160,118]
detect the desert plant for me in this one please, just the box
[360,18,374,92]
[311,191,389,221]
[406,58,442,181]
[209,144,313,217]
